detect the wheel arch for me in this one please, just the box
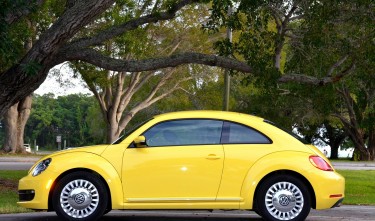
[239,151,317,210]
[252,170,316,210]
[48,168,113,211]
[45,152,124,211]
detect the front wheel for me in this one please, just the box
[256,174,311,221]
[52,171,109,221]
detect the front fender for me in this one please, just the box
[239,151,314,209]
[47,152,124,209]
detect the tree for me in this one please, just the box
[333,77,375,161]
[283,0,374,160]
[1,95,32,153]
[1,10,35,153]
[208,0,374,160]
[1,0,358,117]
[25,93,103,148]
[70,3,222,143]
[0,0,256,117]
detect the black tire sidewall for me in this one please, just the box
[256,174,311,221]
[52,171,108,221]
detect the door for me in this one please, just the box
[122,119,224,202]
[217,121,274,198]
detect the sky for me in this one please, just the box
[34,63,92,96]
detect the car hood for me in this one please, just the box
[28,145,110,174]
[40,144,109,160]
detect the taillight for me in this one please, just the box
[309,156,334,171]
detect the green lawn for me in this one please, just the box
[337,170,375,205]
[0,170,31,214]
[0,170,374,214]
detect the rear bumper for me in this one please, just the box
[313,170,345,210]
[331,198,344,208]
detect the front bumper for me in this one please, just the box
[18,190,35,201]
[17,170,58,210]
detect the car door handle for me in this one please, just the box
[206,154,221,160]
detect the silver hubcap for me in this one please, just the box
[265,181,304,220]
[60,179,99,218]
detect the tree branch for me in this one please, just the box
[279,63,355,86]
[62,48,253,73]
[327,55,349,76]
[68,0,203,49]
[0,0,116,116]
[289,14,303,21]
[267,5,283,27]
[4,0,45,25]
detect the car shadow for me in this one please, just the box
[101,217,262,221]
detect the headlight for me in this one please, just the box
[32,158,52,177]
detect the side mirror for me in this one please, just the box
[134,135,147,147]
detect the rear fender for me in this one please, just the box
[239,151,313,209]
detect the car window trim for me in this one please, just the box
[221,120,273,144]
[136,118,225,148]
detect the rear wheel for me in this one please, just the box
[256,174,311,221]
[52,171,108,221]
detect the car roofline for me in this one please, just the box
[153,110,264,122]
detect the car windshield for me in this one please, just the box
[112,119,152,144]
[263,120,310,144]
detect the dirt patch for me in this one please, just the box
[0,178,18,191]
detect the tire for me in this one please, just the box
[255,174,311,221]
[52,171,109,221]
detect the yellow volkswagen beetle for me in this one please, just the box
[18,111,344,221]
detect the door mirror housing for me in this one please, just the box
[134,136,147,147]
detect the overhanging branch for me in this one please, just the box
[279,63,355,86]
[62,48,253,73]
[69,0,203,49]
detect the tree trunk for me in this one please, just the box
[106,124,119,144]
[1,96,32,153]
[1,18,34,154]
[346,130,370,161]
[330,143,339,159]
[368,129,375,161]
[105,113,133,144]
[16,95,32,152]
[2,104,18,153]
[334,87,372,161]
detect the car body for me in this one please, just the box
[23,144,31,153]
[18,111,345,221]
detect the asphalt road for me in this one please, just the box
[0,206,374,221]
[0,156,40,170]
[0,161,34,170]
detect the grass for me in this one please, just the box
[0,170,32,214]
[337,170,375,205]
[0,170,374,214]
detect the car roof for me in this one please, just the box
[153,110,264,122]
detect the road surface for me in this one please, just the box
[0,156,40,170]
[0,206,374,221]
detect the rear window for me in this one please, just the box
[221,121,271,144]
[263,120,310,144]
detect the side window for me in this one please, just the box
[143,119,223,147]
[222,121,271,144]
